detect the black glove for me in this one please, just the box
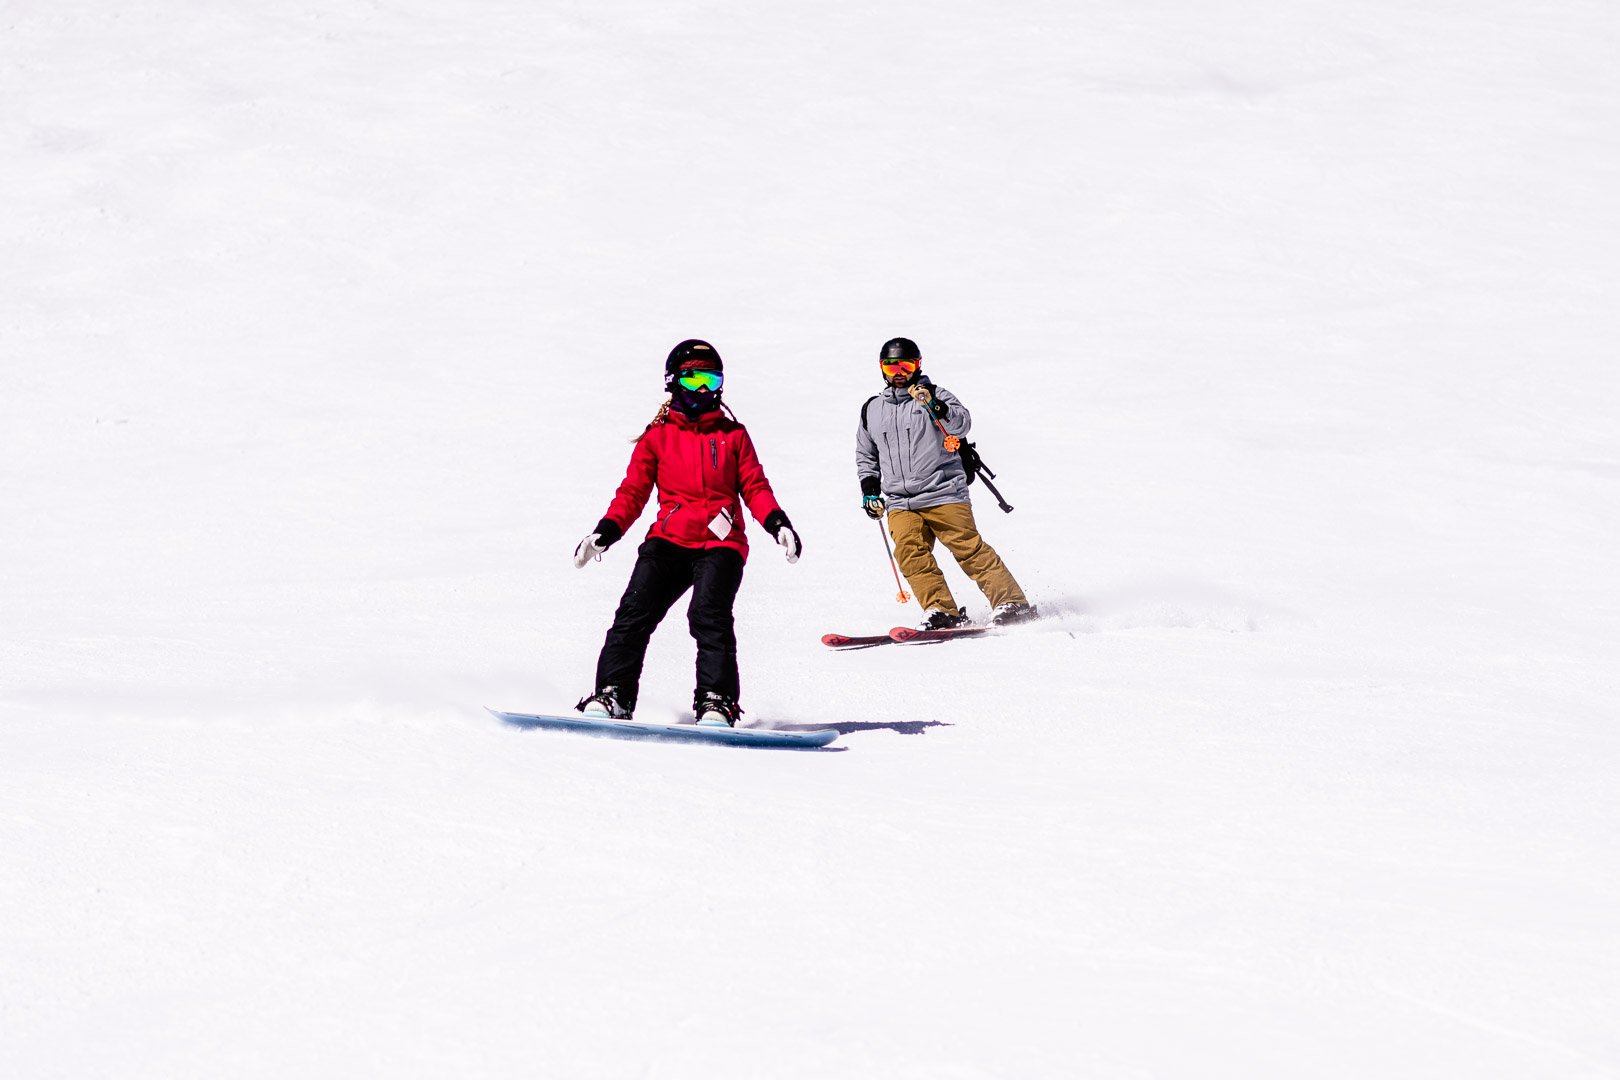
[908,376,948,419]
[592,519,622,549]
[859,476,886,518]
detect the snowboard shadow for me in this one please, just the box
[772,720,953,737]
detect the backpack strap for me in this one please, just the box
[860,394,879,433]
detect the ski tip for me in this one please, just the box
[822,632,895,649]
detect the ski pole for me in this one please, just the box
[915,387,1014,512]
[978,473,1014,514]
[877,516,911,604]
[967,451,1015,514]
[908,385,961,453]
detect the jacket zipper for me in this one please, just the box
[882,431,909,498]
[710,438,718,470]
[900,422,913,488]
[659,500,682,528]
[704,438,715,542]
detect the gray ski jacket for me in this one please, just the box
[855,383,973,511]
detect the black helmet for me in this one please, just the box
[664,339,724,417]
[879,337,921,361]
[664,339,722,389]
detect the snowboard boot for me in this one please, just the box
[694,691,743,728]
[919,608,971,631]
[576,686,631,720]
[991,601,1038,627]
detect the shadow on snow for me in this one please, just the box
[773,719,954,737]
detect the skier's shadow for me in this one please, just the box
[774,720,953,737]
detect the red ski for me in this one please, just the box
[821,632,895,649]
[889,625,992,644]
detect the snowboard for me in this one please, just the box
[489,708,839,749]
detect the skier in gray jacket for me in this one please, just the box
[855,337,1035,629]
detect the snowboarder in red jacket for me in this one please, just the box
[572,340,801,727]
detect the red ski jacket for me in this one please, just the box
[600,409,784,561]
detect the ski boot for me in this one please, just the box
[576,686,631,720]
[991,602,1038,627]
[918,608,971,631]
[694,691,743,728]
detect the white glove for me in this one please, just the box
[573,533,607,569]
[775,523,801,564]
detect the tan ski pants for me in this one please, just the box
[886,502,1026,616]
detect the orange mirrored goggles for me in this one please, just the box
[879,359,919,376]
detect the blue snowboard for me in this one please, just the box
[489,708,839,749]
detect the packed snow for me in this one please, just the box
[4,1,1618,1076]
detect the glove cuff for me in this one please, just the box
[859,476,882,497]
[593,518,623,548]
[762,509,791,534]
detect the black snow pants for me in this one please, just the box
[593,537,746,712]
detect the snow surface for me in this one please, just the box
[4,1,1619,1076]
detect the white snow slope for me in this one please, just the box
[4,1,1618,1077]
